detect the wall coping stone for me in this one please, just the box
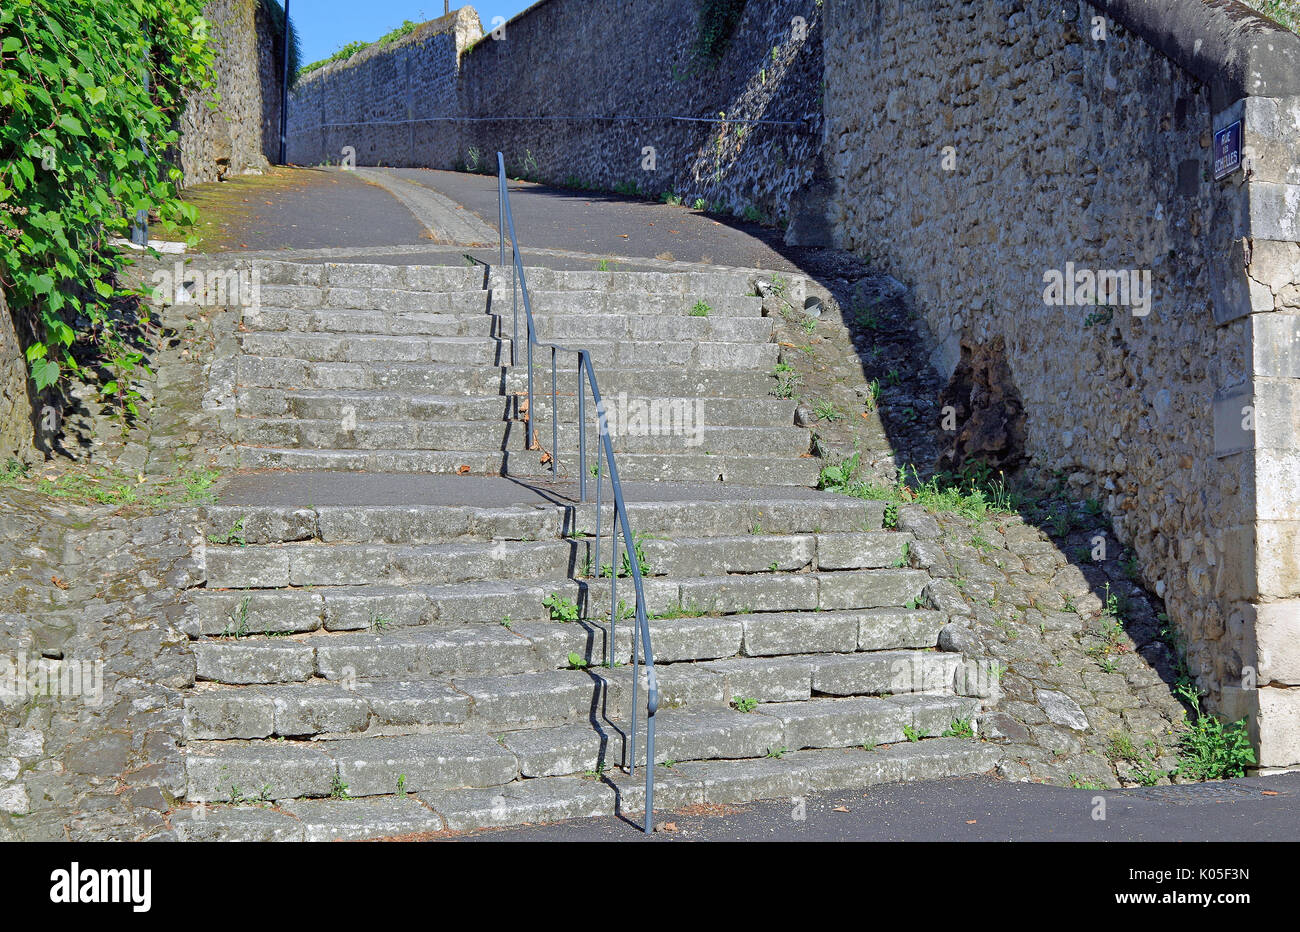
[1088,0,1300,108]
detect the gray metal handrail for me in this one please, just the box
[495,152,659,833]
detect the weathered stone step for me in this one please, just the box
[254,282,766,314]
[185,732,520,802]
[249,259,765,297]
[250,260,487,290]
[249,306,775,343]
[506,312,774,342]
[184,692,981,805]
[239,332,503,365]
[508,692,979,775]
[201,495,883,546]
[205,530,913,590]
[189,595,946,691]
[234,418,810,457]
[234,446,823,485]
[184,648,978,740]
[176,738,998,839]
[759,694,980,752]
[186,607,952,686]
[238,332,776,370]
[251,306,494,336]
[499,267,764,296]
[488,289,765,318]
[189,568,933,649]
[234,388,796,427]
[184,679,472,740]
[205,538,571,589]
[235,356,778,397]
[203,501,566,546]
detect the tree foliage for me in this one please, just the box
[0,0,215,393]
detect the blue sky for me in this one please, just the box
[288,0,535,68]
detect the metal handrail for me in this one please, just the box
[495,152,659,833]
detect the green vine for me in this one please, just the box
[692,0,748,64]
[0,0,216,398]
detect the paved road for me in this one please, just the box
[452,772,1300,842]
[185,166,429,251]
[384,166,804,270]
[192,163,809,271]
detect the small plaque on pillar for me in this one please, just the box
[1213,120,1242,180]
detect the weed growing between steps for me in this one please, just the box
[819,454,1019,525]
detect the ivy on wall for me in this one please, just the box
[693,0,750,64]
[0,0,215,395]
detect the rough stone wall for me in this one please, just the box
[456,0,823,223]
[287,10,477,170]
[822,0,1300,767]
[287,1,825,226]
[180,0,277,185]
[0,279,222,841]
[256,0,284,165]
[0,498,201,840]
[0,288,34,464]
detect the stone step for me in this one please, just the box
[184,648,979,740]
[248,306,775,342]
[183,692,981,805]
[176,738,998,839]
[501,267,764,296]
[187,608,952,682]
[201,495,885,546]
[233,446,824,485]
[188,568,933,650]
[237,332,777,370]
[239,332,502,366]
[500,312,774,342]
[234,418,810,457]
[254,283,766,315]
[250,260,487,291]
[205,530,913,590]
[488,290,766,318]
[185,595,946,681]
[234,388,797,427]
[249,260,765,297]
[184,732,520,802]
[234,356,779,397]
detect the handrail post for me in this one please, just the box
[551,348,558,477]
[526,320,533,450]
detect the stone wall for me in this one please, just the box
[0,288,34,464]
[456,0,823,224]
[287,9,477,171]
[822,0,1300,768]
[180,0,282,185]
[287,1,825,226]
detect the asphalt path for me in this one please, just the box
[450,772,1300,842]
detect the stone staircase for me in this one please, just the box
[228,260,821,485]
[180,258,1003,841]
